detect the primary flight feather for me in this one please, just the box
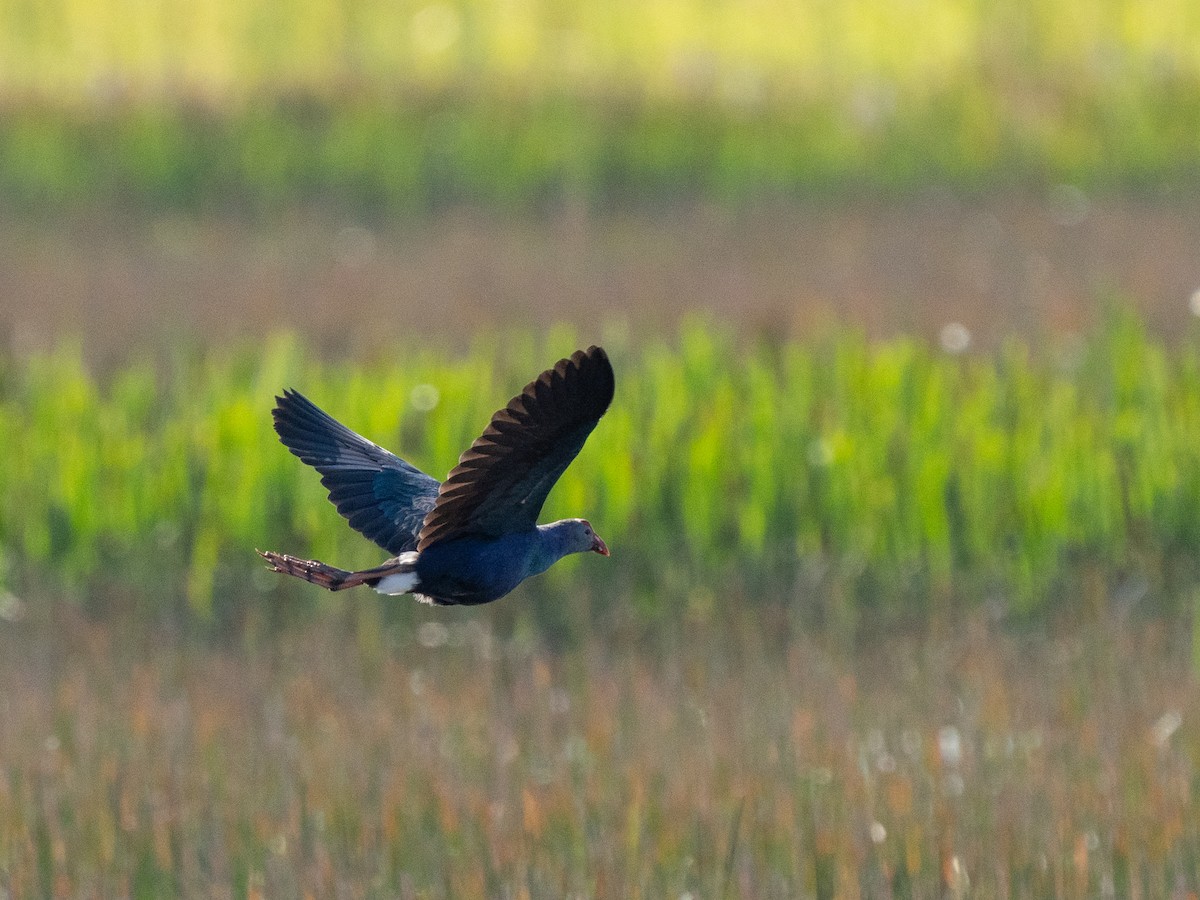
[259,346,614,605]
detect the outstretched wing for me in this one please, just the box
[273,390,440,554]
[417,346,614,551]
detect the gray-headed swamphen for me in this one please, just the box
[258,346,614,605]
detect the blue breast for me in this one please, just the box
[414,531,539,605]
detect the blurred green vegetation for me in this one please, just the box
[2,313,1198,628]
[1,0,1199,211]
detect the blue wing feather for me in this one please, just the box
[272,390,440,554]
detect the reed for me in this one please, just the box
[1,313,1197,626]
[0,606,1193,896]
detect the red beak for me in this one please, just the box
[592,535,610,556]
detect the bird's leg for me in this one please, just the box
[257,550,370,591]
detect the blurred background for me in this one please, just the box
[4,0,1200,353]
[2,0,1200,895]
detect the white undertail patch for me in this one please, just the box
[373,552,420,596]
[374,572,418,595]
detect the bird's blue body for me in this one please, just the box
[415,524,582,605]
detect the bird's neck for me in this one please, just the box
[528,522,577,577]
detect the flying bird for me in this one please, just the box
[258,346,614,605]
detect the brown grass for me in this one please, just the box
[1,601,1196,897]
[3,196,1200,364]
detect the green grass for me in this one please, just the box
[9,0,1196,103]
[1,312,1199,628]
[2,0,1200,210]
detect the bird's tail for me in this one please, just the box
[257,550,419,593]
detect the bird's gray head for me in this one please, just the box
[551,518,610,557]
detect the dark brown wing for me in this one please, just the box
[417,346,614,551]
